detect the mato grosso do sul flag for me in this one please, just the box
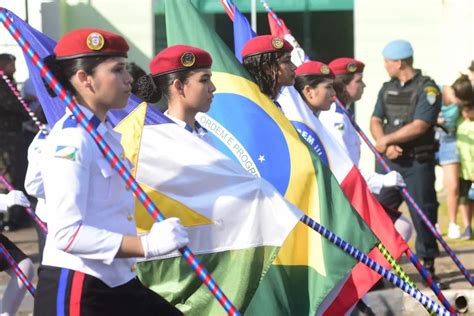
[152,0,379,315]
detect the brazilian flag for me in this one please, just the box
[138,1,378,315]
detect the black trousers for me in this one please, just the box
[34,265,183,316]
[375,157,439,259]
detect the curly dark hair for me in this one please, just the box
[126,62,147,95]
[242,51,284,99]
[135,70,194,103]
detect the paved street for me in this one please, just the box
[1,225,473,315]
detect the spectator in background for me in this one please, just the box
[468,61,474,87]
[456,101,474,240]
[0,53,29,231]
[21,78,40,112]
[438,74,472,239]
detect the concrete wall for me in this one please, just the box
[61,0,154,71]
[354,0,474,172]
[0,0,154,85]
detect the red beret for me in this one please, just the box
[149,45,212,76]
[328,58,365,75]
[242,35,293,59]
[54,28,129,60]
[295,61,335,79]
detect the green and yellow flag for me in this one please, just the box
[135,1,379,315]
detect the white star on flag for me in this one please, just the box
[258,155,265,163]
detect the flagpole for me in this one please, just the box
[377,243,414,287]
[300,215,453,316]
[0,176,48,233]
[0,9,241,316]
[378,243,439,315]
[405,247,454,314]
[0,71,49,135]
[257,1,461,310]
[0,243,35,297]
[221,0,454,312]
[333,96,474,288]
[250,0,257,32]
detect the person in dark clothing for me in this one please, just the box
[370,40,446,289]
[0,53,30,231]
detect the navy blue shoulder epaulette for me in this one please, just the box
[62,115,78,129]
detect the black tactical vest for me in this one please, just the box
[382,74,436,151]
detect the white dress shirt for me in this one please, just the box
[318,102,390,194]
[24,131,48,222]
[318,102,361,165]
[40,105,136,287]
[164,111,214,146]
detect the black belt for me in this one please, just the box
[400,144,437,161]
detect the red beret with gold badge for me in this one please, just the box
[241,35,293,59]
[295,61,335,79]
[328,57,365,75]
[54,28,129,60]
[149,45,212,76]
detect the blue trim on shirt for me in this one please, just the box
[62,115,78,129]
[184,124,193,133]
[89,115,101,129]
[195,121,208,133]
[335,105,345,114]
[38,131,47,139]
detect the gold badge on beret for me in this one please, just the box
[320,65,330,75]
[346,63,358,73]
[181,52,196,67]
[271,37,284,49]
[86,32,105,51]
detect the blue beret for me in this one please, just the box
[382,40,413,60]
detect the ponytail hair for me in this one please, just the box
[135,70,195,103]
[135,74,161,103]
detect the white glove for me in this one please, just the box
[382,171,406,189]
[140,217,189,259]
[0,190,30,212]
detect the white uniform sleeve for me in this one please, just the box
[0,194,7,212]
[43,128,123,264]
[25,133,46,199]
